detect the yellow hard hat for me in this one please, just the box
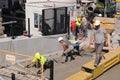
[77,18,81,22]
[35,52,41,59]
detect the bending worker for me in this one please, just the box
[58,37,75,62]
[26,52,49,75]
[90,20,108,67]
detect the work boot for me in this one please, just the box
[94,64,97,67]
[70,57,75,61]
[65,58,68,62]
[37,70,41,76]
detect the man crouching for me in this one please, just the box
[58,37,75,62]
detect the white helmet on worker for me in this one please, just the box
[98,14,102,17]
[58,37,64,42]
[94,20,100,26]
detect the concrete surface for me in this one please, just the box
[96,63,120,80]
[0,34,67,56]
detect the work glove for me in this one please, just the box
[37,70,41,76]
[25,65,30,68]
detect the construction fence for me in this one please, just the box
[0,50,51,80]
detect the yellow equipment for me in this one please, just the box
[65,47,120,80]
[92,17,115,34]
[115,0,120,18]
[116,0,120,2]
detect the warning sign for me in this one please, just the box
[6,54,16,62]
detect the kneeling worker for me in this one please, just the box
[58,37,75,62]
[26,52,49,75]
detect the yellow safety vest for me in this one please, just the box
[32,55,47,65]
[76,21,81,26]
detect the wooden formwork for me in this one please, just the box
[65,47,120,80]
[65,71,92,80]
[92,17,116,34]
[115,11,120,19]
[82,47,120,79]
[116,0,120,2]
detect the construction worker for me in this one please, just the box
[71,20,76,36]
[69,39,81,56]
[58,37,75,62]
[90,20,108,67]
[26,52,50,75]
[78,21,87,40]
[75,17,81,40]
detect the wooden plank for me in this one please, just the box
[0,50,33,58]
[65,71,92,80]
[66,47,120,80]
[93,17,115,34]
[116,0,120,2]
[94,17,116,24]
[82,47,120,71]
[82,60,95,70]
[0,18,2,22]
[82,47,120,79]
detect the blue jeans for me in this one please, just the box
[73,42,80,55]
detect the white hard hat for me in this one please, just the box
[98,14,102,17]
[94,20,100,26]
[58,37,63,42]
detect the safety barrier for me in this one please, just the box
[0,50,55,80]
[65,47,120,80]
[0,50,45,80]
[0,50,33,67]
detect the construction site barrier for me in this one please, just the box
[0,50,47,80]
[65,47,120,80]
[0,50,33,67]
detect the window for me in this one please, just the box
[34,13,42,31]
[99,0,105,3]
[34,13,39,28]
[39,15,42,31]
